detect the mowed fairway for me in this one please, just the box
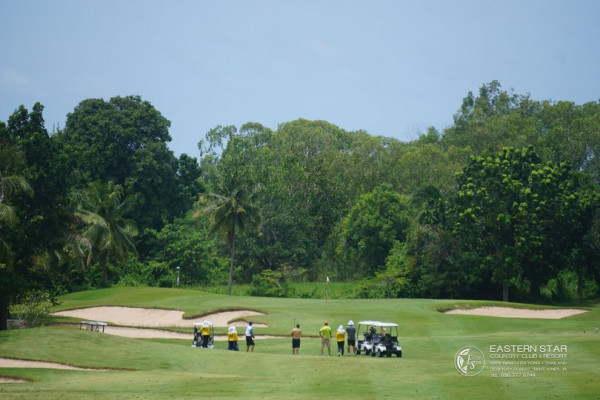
[1,287,599,399]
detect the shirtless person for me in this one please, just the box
[291,323,302,355]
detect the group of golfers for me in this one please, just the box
[291,320,357,356]
[221,320,357,356]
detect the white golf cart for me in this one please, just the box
[356,320,402,358]
[192,321,214,349]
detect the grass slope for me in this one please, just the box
[1,287,599,399]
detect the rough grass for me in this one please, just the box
[1,287,599,399]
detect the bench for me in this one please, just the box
[79,320,107,333]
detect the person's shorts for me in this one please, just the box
[246,336,255,346]
[321,337,330,345]
[347,339,356,347]
[292,338,301,349]
[228,341,239,351]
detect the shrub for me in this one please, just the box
[11,290,59,328]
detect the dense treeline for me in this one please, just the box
[1,81,599,328]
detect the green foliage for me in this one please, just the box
[58,95,190,231]
[447,146,598,301]
[195,133,262,295]
[117,259,176,288]
[10,289,58,328]
[333,184,412,278]
[1,82,599,313]
[248,265,305,297]
[149,214,228,285]
[72,180,138,285]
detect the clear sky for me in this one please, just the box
[1,0,599,157]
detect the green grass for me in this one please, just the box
[200,281,357,299]
[2,287,600,399]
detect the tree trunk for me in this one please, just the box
[101,253,108,287]
[502,283,509,302]
[0,295,9,331]
[227,224,236,296]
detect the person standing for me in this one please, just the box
[227,325,239,351]
[201,320,212,348]
[336,325,345,356]
[319,321,332,356]
[346,320,356,355]
[291,323,302,355]
[245,321,255,352]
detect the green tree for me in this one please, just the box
[194,164,260,295]
[334,184,412,278]
[73,181,138,285]
[0,173,33,330]
[449,146,597,301]
[151,214,228,285]
[58,96,188,231]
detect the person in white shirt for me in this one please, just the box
[245,321,255,352]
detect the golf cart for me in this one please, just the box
[356,321,402,358]
[192,321,214,348]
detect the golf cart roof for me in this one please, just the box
[375,322,398,328]
[357,321,398,328]
[194,321,213,327]
[358,320,382,325]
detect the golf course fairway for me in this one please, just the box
[1,287,598,399]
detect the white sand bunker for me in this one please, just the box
[1,377,28,383]
[445,306,587,319]
[54,307,266,327]
[100,326,278,340]
[0,357,100,371]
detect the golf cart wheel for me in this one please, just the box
[377,349,384,358]
[387,352,392,358]
[356,349,361,355]
[397,351,402,358]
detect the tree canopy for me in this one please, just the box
[1,82,599,329]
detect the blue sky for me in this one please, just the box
[1,0,599,157]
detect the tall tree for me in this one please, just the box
[73,181,138,285]
[449,146,597,301]
[194,162,260,295]
[58,96,187,231]
[0,173,33,330]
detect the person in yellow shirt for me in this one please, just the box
[319,321,332,356]
[336,325,346,356]
[227,326,239,351]
[201,320,212,348]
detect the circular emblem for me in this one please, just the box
[454,346,485,376]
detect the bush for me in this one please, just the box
[541,269,579,302]
[11,290,59,328]
[117,260,176,288]
[247,267,301,297]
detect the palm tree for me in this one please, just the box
[0,173,33,330]
[194,169,260,295]
[73,181,138,285]
[0,173,33,264]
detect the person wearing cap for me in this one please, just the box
[227,325,239,351]
[201,320,211,348]
[291,323,302,355]
[245,321,255,352]
[336,325,346,356]
[346,320,357,355]
[319,321,332,356]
